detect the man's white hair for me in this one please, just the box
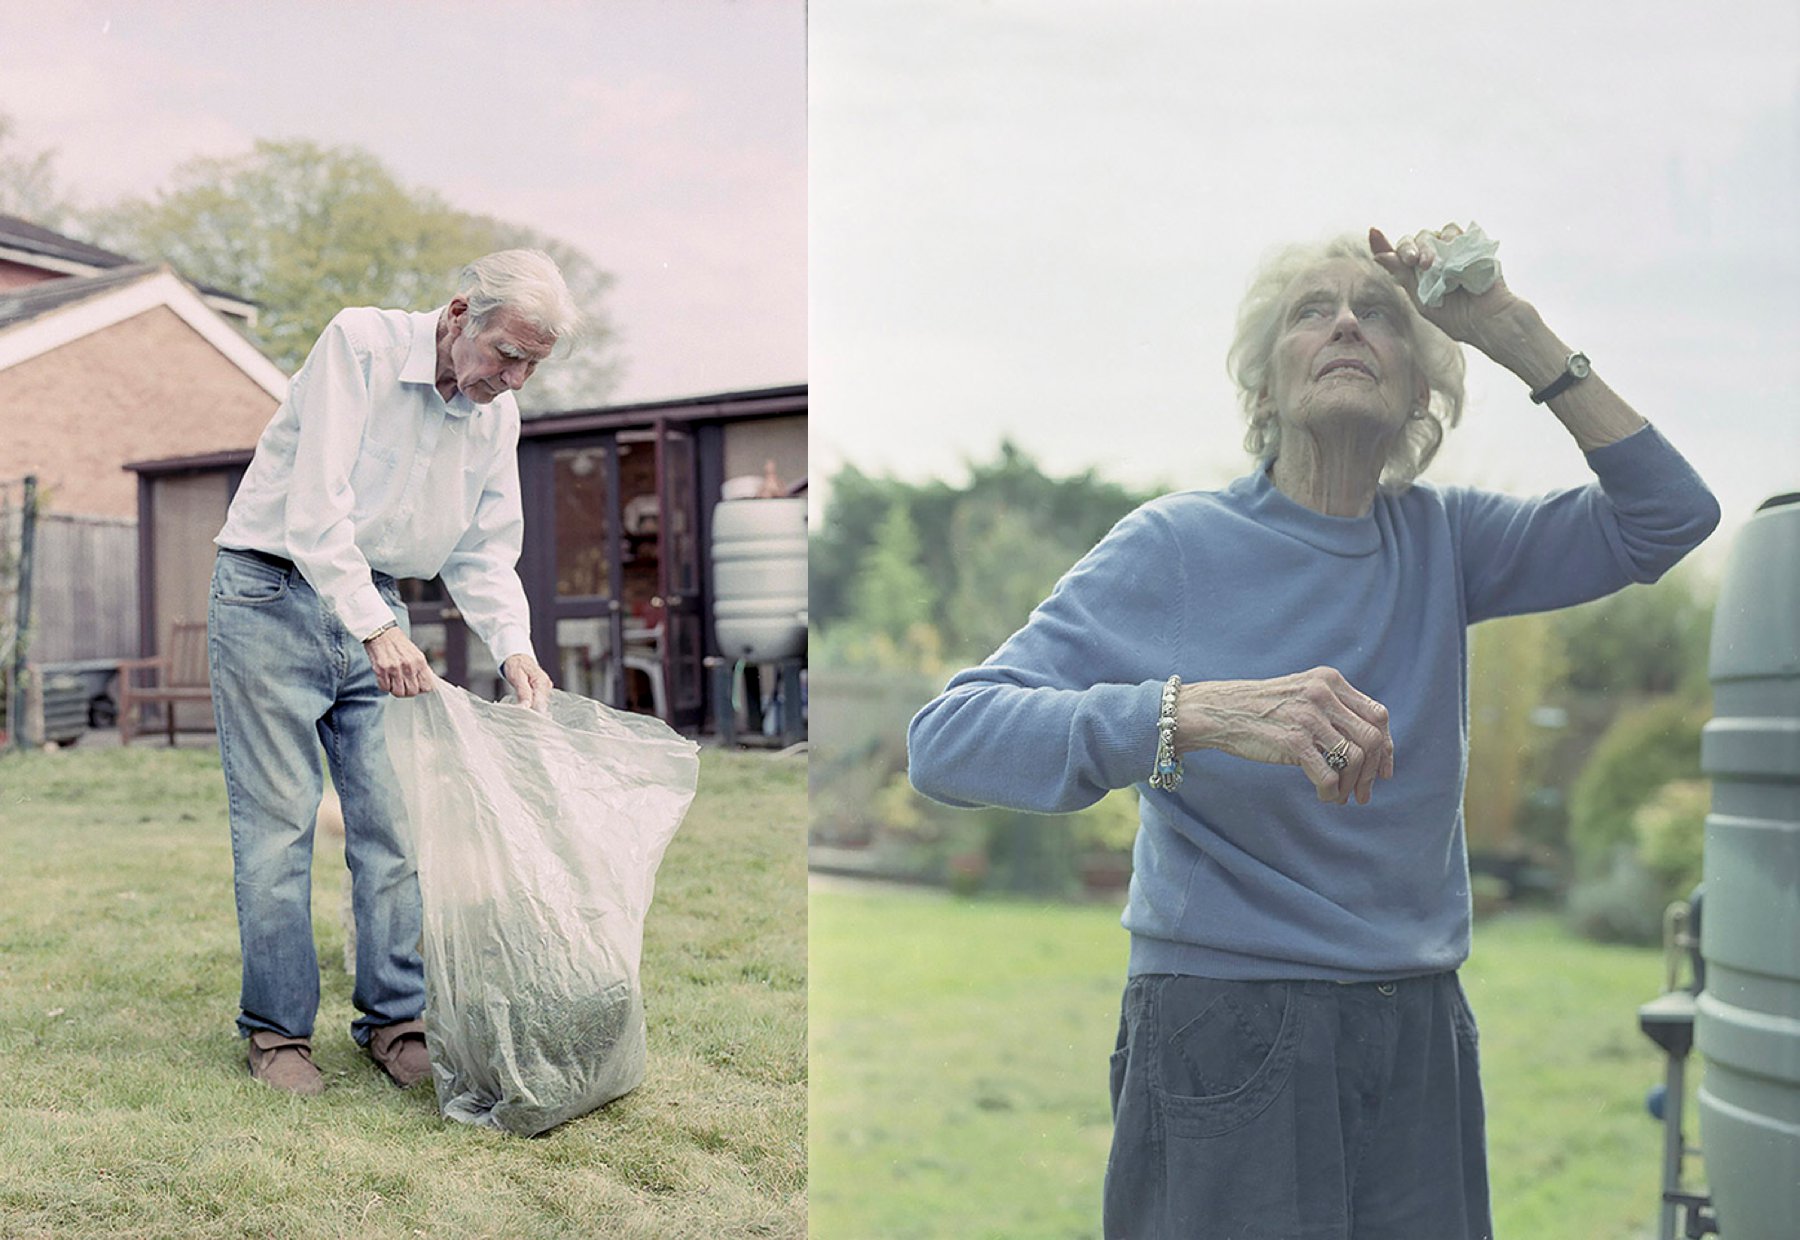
[455,249,583,350]
[1226,234,1466,493]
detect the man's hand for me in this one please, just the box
[501,652,554,712]
[365,628,436,698]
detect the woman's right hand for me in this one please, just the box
[1176,668,1396,805]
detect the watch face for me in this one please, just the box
[1568,353,1592,378]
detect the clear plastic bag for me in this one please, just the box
[384,684,699,1136]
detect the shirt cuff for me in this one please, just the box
[338,585,399,643]
[489,627,536,670]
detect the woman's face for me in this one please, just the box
[1262,257,1426,442]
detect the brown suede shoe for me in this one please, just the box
[246,1030,325,1096]
[365,1018,431,1088]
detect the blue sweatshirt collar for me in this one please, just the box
[1232,468,1384,558]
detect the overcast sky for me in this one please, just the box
[812,0,1798,557]
[0,0,804,404]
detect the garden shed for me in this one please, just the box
[124,383,806,736]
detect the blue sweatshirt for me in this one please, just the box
[908,425,1719,981]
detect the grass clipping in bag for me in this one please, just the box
[385,685,698,1136]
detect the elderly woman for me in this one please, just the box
[907,224,1719,1239]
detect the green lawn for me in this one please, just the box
[810,884,1682,1240]
[0,742,806,1240]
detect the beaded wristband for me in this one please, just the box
[1148,674,1182,791]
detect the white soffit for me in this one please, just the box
[0,268,289,400]
[0,245,97,278]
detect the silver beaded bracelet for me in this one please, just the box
[1149,674,1182,791]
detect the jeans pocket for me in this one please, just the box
[213,553,290,605]
[1109,1044,1129,1123]
[1152,977,1302,1138]
[1450,975,1481,1050]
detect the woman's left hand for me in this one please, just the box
[1369,224,1522,347]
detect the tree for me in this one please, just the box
[1464,610,1567,855]
[837,502,941,670]
[810,440,1153,636]
[0,111,76,229]
[95,140,619,407]
[1554,566,1714,696]
[941,497,1090,661]
[809,463,951,631]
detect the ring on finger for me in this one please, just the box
[1324,739,1351,772]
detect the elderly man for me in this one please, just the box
[208,249,577,1095]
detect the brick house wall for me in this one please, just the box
[0,259,58,290]
[0,305,278,517]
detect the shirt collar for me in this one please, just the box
[401,306,484,418]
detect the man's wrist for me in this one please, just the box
[363,620,398,644]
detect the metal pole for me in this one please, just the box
[1659,1052,1686,1240]
[10,475,37,752]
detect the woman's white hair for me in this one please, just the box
[1226,234,1466,492]
[454,249,583,352]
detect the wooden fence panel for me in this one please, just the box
[29,514,139,664]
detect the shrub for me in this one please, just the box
[981,809,1082,898]
[873,769,954,845]
[1567,694,1707,880]
[1069,788,1140,856]
[1565,847,1667,946]
[1634,778,1708,905]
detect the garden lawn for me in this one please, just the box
[810,884,1682,1240]
[0,742,806,1240]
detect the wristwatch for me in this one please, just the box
[1529,351,1591,404]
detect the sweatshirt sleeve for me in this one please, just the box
[280,312,397,641]
[907,503,1179,814]
[1452,423,1721,624]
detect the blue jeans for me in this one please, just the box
[1104,972,1492,1239]
[207,548,421,1046]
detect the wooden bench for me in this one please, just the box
[117,621,212,746]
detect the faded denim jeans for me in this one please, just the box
[208,548,421,1047]
[1104,972,1492,1239]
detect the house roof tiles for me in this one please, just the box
[0,214,255,309]
[0,263,163,332]
[0,213,140,269]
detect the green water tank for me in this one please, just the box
[1696,492,1800,1239]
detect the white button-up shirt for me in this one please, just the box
[216,306,534,667]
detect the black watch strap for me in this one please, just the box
[1530,352,1591,404]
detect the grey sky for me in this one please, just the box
[1,0,804,404]
[812,0,1798,554]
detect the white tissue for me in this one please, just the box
[1415,224,1502,307]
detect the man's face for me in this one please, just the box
[445,300,557,404]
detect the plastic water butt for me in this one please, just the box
[1696,492,1800,1239]
[711,497,806,662]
